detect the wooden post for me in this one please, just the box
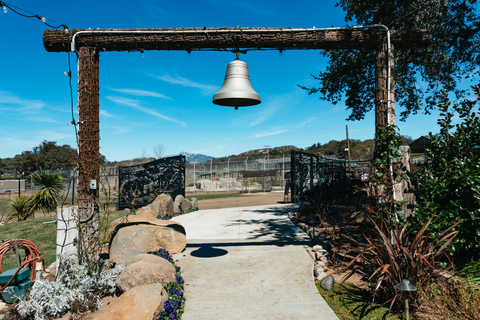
[77,47,100,264]
[388,42,395,127]
[375,40,395,134]
[346,125,351,171]
[375,41,388,134]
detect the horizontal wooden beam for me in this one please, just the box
[43,27,431,53]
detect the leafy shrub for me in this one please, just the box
[15,255,123,320]
[413,85,480,263]
[343,215,458,312]
[371,125,405,222]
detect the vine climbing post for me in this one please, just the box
[77,46,100,265]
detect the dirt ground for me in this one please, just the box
[196,191,288,210]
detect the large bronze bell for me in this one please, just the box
[213,56,261,110]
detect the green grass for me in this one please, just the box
[1,215,57,272]
[317,282,406,320]
[0,200,12,221]
[0,208,130,272]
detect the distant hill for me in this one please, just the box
[213,145,302,162]
[237,145,300,157]
[180,152,213,163]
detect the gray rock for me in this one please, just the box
[151,194,174,218]
[315,271,328,280]
[174,195,193,213]
[320,275,335,291]
[316,241,333,250]
[314,260,326,267]
[315,249,330,260]
[319,256,329,264]
[190,197,198,210]
[314,265,325,276]
[115,254,176,293]
[307,227,322,238]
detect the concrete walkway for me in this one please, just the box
[172,204,339,320]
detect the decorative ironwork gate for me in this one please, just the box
[118,155,185,209]
[290,150,348,203]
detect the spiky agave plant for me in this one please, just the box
[8,195,32,221]
[29,169,66,216]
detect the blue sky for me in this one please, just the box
[0,0,477,161]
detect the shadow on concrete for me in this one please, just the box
[190,245,229,258]
[231,205,306,244]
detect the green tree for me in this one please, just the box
[29,170,66,216]
[414,84,480,263]
[301,0,479,122]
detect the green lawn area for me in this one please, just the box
[0,207,129,272]
[317,283,404,320]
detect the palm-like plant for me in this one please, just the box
[29,170,66,216]
[9,195,32,221]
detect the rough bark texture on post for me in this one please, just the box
[43,28,431,53]
[375,42,387,134]
[388,42,395,127]
[77,47,100,264]
[375,40,395,134]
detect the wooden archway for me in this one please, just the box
[43,27,431,258]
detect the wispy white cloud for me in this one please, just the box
[107,125,129,135]
[250,128,289,138]
[249,90,305,127]
[110,88,174,100]
[25,117,61,124]
[296,117,316,127]
[3,137,40,150]
[0,91,46,112]
[154,74,219,94]
[100,110,115,118]
[106,96,186,126]
[37,130,75,141]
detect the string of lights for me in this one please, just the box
[1,0,78,206]
[0,1,68,30]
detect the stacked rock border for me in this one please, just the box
[288,210,335,291]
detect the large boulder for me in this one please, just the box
[88,283,168,320]
[117,250,143,267]
[115,254,176,293]
[109,221,186,262]
[174,195,192,213]
[108,215,184,236]
[136,206,158,219]
[151,194,174,218]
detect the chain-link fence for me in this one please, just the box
[184,157,291,193]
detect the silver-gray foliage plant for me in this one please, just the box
[16,255,123,320]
